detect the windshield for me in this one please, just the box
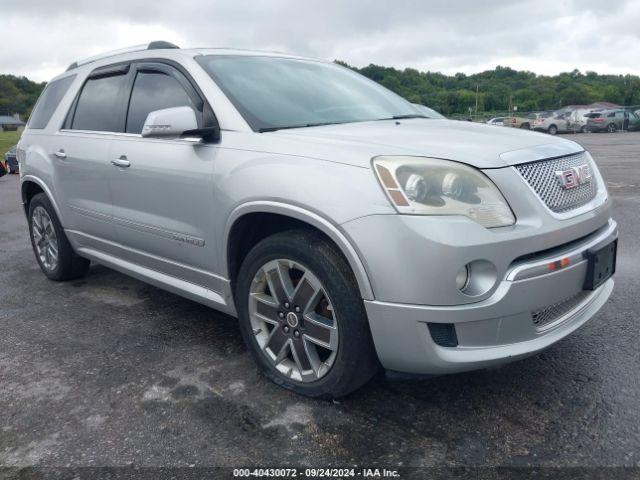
[411,103,445,119]
[196,55,421,132]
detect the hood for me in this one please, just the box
[268,119,584,169]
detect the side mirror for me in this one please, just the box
[141,106,221,143]
[141,106,198,139]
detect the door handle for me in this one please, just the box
[111,156,130,168]
[54,149,67,159]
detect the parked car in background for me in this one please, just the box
[533,112,572,135]
[505,112,552,130]
[411,103,445,119]
[567,109,591,133]
[586,110,640,132]
[486,117,505,126]
[503,115,532,129]
[625,110,640,131]
[4,145,18,173]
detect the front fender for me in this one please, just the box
[223,201,375,300]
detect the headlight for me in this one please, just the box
[373,156,515,228]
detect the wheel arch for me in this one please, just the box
[20,175,64,223]
[224,202,374,301]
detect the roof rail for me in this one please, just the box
[66,41,180,71]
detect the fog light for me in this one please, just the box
[455,265,469,290]
[459,260,497,297]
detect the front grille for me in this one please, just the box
[515,152,598,213]
[531,291,592,329]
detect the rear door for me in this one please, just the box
[56,64,131,247]
[107,61,223,290]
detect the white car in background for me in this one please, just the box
[533,112,572,135]
[567,109,592,133]
[486,117,505,126]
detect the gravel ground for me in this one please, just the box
[0,131,638,478]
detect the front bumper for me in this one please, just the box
[364,272,613,375]
[341,175,615,374]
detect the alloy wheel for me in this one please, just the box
[248,259,339,383]
[31,206,59,271]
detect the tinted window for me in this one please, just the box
[28,75,76,129]
[126,71,195,134]
[71,74,128,132]
[196,55,416,131]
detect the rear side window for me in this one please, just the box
[126,71,195,134]
[71,74,128,132]
[28,75,76,129]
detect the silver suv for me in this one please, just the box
[18,43,617,398]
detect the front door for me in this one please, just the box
[107,62,222,291]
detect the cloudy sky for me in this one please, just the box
[2,0,639,82]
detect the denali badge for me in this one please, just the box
[555,164,591,190]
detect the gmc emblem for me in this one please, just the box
[555,164,591,190]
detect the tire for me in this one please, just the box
[520,123,530,129]
[236,229,379,398]
[580,125,587,133]
[28,193,90,281]
[548,125,558,135]
[607,123,617,133]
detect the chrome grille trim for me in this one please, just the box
[531,291,594,330]
[515,152,598,213]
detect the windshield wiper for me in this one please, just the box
[390,114,430,120]
[259,121,348,133]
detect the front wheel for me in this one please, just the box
[581,125,587,133]
[548,125,558,135]
[236,229,379,398]
[607,123,617,133]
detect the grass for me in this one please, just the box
[0,130,21,155]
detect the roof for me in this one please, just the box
[0,116,25,125]
[51,42,329,84]
[65,41,324,73]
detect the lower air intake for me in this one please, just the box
[428,323,458,347]
[531,291,592,329]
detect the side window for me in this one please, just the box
[71,74,128,132]
[28,75,76,129]
[126,71,196,134]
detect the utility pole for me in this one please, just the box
[475,84,479,118]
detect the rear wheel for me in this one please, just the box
[581,125,587,133]
[28,193,90,281]
[236,229,379,398]
[520,123,530,129]
[548,125,558,135]
[607,123,617,133]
